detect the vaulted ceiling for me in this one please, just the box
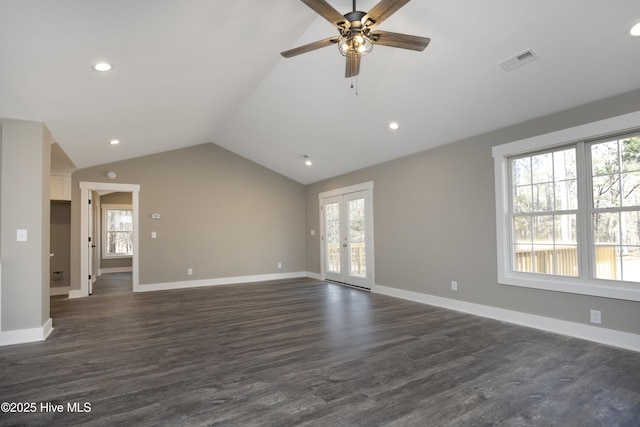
[1,1,640,184]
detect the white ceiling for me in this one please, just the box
[1,0,640,184]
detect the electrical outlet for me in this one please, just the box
[590,309,602,324]
[277,262,282,269]
[187,268,193,276]
[451,281,458,291]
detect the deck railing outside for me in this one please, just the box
[515,246,617,278]
[327,242,365,275]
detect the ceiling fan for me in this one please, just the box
[281,0,430,78]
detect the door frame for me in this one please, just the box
[79,181,140,296]
[319,181,374,289]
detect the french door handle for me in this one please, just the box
[342,243,347,247]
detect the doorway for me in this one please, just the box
[79,182,140,296]
[320,182,374,290]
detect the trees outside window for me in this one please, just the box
[493,111,640,302]
[103,205,133,257]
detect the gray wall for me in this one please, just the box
[0,119,51,331]
[306,88,640,336]
[70,143,306,289]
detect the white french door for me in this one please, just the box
[321,184,374,289]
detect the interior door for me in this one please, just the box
[321,190,373,289]
[87,192,94,295]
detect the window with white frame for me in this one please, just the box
[493,111,640,302]
[103,204,133,258]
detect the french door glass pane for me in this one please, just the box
[325,202,340,273]
[349,198,365,277]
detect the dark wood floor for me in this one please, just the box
[1,274,639,426]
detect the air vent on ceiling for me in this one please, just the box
[498,48,539,72]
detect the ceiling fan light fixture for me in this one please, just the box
[338,30,373,56]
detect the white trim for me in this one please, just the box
[318,181,374,199]
[99,267,133,275]
[492,111,640,302]
[80,182,140,192]
[373,284,640,353]
[79,182,140,297]
[135,271,310,293]
[68,289,84,299]
[0,318,53,347]
[305,271,323,281]
[318,181,375,288]
[492,111,640,159]
[50,286,70,296]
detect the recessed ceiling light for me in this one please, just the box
[630,22,640,37]
[300,154,313,166]
[388,122,399,130]
[94,62,112,71]
[109,139,120,145]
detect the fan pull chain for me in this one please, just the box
[350,77,359,96]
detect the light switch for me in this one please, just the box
[310,229,316,236]
[151,231,157,239]
[17,229,28,242]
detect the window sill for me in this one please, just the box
[499,273,640,302]
[103,255,133,260]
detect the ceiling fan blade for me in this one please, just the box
[363,0,411,28]
[371,30,430,51]
[345,51,361,78]
[301,0,348,29]
[281,36,339,58]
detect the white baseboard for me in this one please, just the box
[0,318,53,347]
[373,284,640,353]
[99,267,133,275]
[305,271,323,281]
[135,271,311,292]
[68,289,85,299]
[50,286,69,296]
